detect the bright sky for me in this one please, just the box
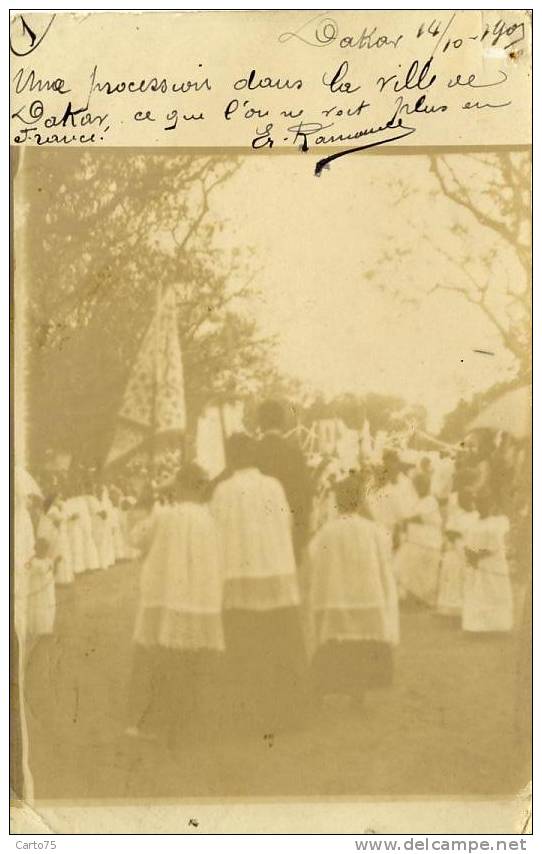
[212,153,517,432]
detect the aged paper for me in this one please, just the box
[10,9,532,835]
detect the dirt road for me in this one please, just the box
[22,560,529,800]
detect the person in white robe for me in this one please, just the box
[14,468,40,640]
[37,495,74,585]
[307,475,399,707]
[64,478,99,573]
[24,538,56,638]
[310,457,341,535]
[418,455,434,481]
[87,483,114,570]
[120,489,139,560]
[366,450,419,585]
[367,450,418,535]
[211,432,307,732]
[63,487,86,576]
[127,464,224,745]
[394,473,443,606]
[432,452,455,504]
[99,484,118,567]
[78,483,101,572]
[132,474,224,652]
[462,491,514,633]
[13,468,39,802]
[108,484,128,561]
[436,489,478,617]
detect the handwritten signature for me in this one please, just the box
[318,121,415,176]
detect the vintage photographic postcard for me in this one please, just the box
[10,9,532,835]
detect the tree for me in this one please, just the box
[365,151,531,379]
[439,375,527,443]
[20,148,277,465]
[301,391,426,435]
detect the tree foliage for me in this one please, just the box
[439,376,527,443]
[21,149,278,465]
[365,151,531,378]
[302,392,426,434]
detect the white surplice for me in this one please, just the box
[462,515,514,632]
[132,502,224,651]
[436,499,478,616]
[307,514,399,653]
[211,467,300,611]
[394,494,443,605]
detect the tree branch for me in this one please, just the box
[428,153,527,258]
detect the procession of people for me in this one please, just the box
[14,397,527,751]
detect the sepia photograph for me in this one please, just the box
[11,142,532,814]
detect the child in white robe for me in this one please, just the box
[432,453,455,504]
[99,484,119,565]
[64,491,86,576]
[120,492,139,560]
[78,484,101,572]
[25,538,56,637]
[367,470,418,537]
[310,458,340,534]
[120,491,139,559]
[436,489,478,617]
[367,451,418,565]
[307,475,399,707]
[462,491,514,633]
[109,484,128,561]
[37,495,74,585]
[54,497,74,584]
[394,473,443,606]
[127,464,224,745]
[64,476,100,573]
[88,483,115,570]
[14,471,38,641]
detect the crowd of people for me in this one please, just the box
[312,441,520,634]
[14,469,138,636]
[14,399,526,748]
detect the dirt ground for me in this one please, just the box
[22,560,530,801]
